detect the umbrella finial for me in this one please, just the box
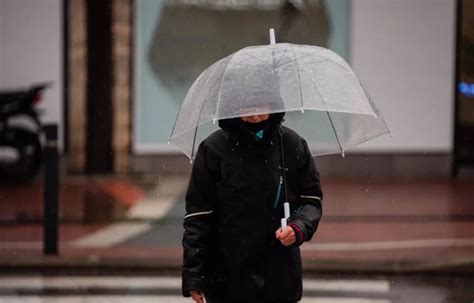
[269,28,276,45]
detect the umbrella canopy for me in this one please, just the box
[170,41,390,159]
[148,0,330,89]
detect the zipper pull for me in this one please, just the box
[280,175,283,184]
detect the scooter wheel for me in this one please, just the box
[0,128,42,184]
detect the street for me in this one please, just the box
[0,1,473,303]
[0,274,472,303]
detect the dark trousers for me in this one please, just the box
[206,297,297,303]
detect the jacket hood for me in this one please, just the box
[218,112,285,143]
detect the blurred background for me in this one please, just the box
[1,0,473,302]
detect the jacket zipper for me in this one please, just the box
[273,176,283,208]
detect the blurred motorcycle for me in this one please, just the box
[0,83,51,183]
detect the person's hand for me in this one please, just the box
[275,225,296,246]
[190,290,206,303]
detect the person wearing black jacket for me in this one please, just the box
[182,110,323,303]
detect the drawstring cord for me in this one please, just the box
[279,126,289,204]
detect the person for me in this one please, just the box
[181,106,323,303]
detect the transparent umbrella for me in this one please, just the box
[169,30,390,160]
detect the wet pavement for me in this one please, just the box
[1,175,474,273]
[0,273,472,302]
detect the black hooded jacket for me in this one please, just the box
[182,113,323,302]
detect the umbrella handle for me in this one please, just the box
[284,202,290,219]
[281,202,290,230]
[281,218,287,230]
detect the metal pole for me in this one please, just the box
[43,124,59,255]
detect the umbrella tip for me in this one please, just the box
[341,151,346,158]
[269,28,276,45]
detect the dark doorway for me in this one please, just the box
[454,0,474,176]
[85,0,114,174]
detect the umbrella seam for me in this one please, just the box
[289,44,305,110]
[300,66,345,155]
[238,44,351,74]
[171,56,230,142]
[273,47,322,69]
[275,48,349,74]
[242,51,274,69]
[173,58,224,159]
[189,61,225,160]
[170,68,211,142]
[274,46,291,66]
[214,52,239,122]
[297,67,378,116]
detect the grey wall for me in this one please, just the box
[0,0,63,140]
[350,0,456,153]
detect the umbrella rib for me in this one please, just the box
[301,69,345,155]
[290,47,351,73]
[277,50,350,75]
[173,59,225,158]
[171,57,222,139]
[229,59,308,80]
[169,67,214,141]
[325,111,344,156]
[189,59,234,159]
[242,52,273,68]
[359,82,390,139]
[289,44,305,109]
[274,46,291,66]
[214,53,238,122]
[230,54,261,67]
[242,45,351,75]
[313,54,351,73]
[359,86,370,142]
[276,49,321,69]
[189,72,216,160]
[190,122,199,161]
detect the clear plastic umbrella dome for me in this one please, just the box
[170,38,390,159]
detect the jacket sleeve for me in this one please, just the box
[182,141,220,297]
[288,139,323,246]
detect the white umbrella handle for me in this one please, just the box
[281,202,291,230]
[284,202,290,219]
[281,218,287,230]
